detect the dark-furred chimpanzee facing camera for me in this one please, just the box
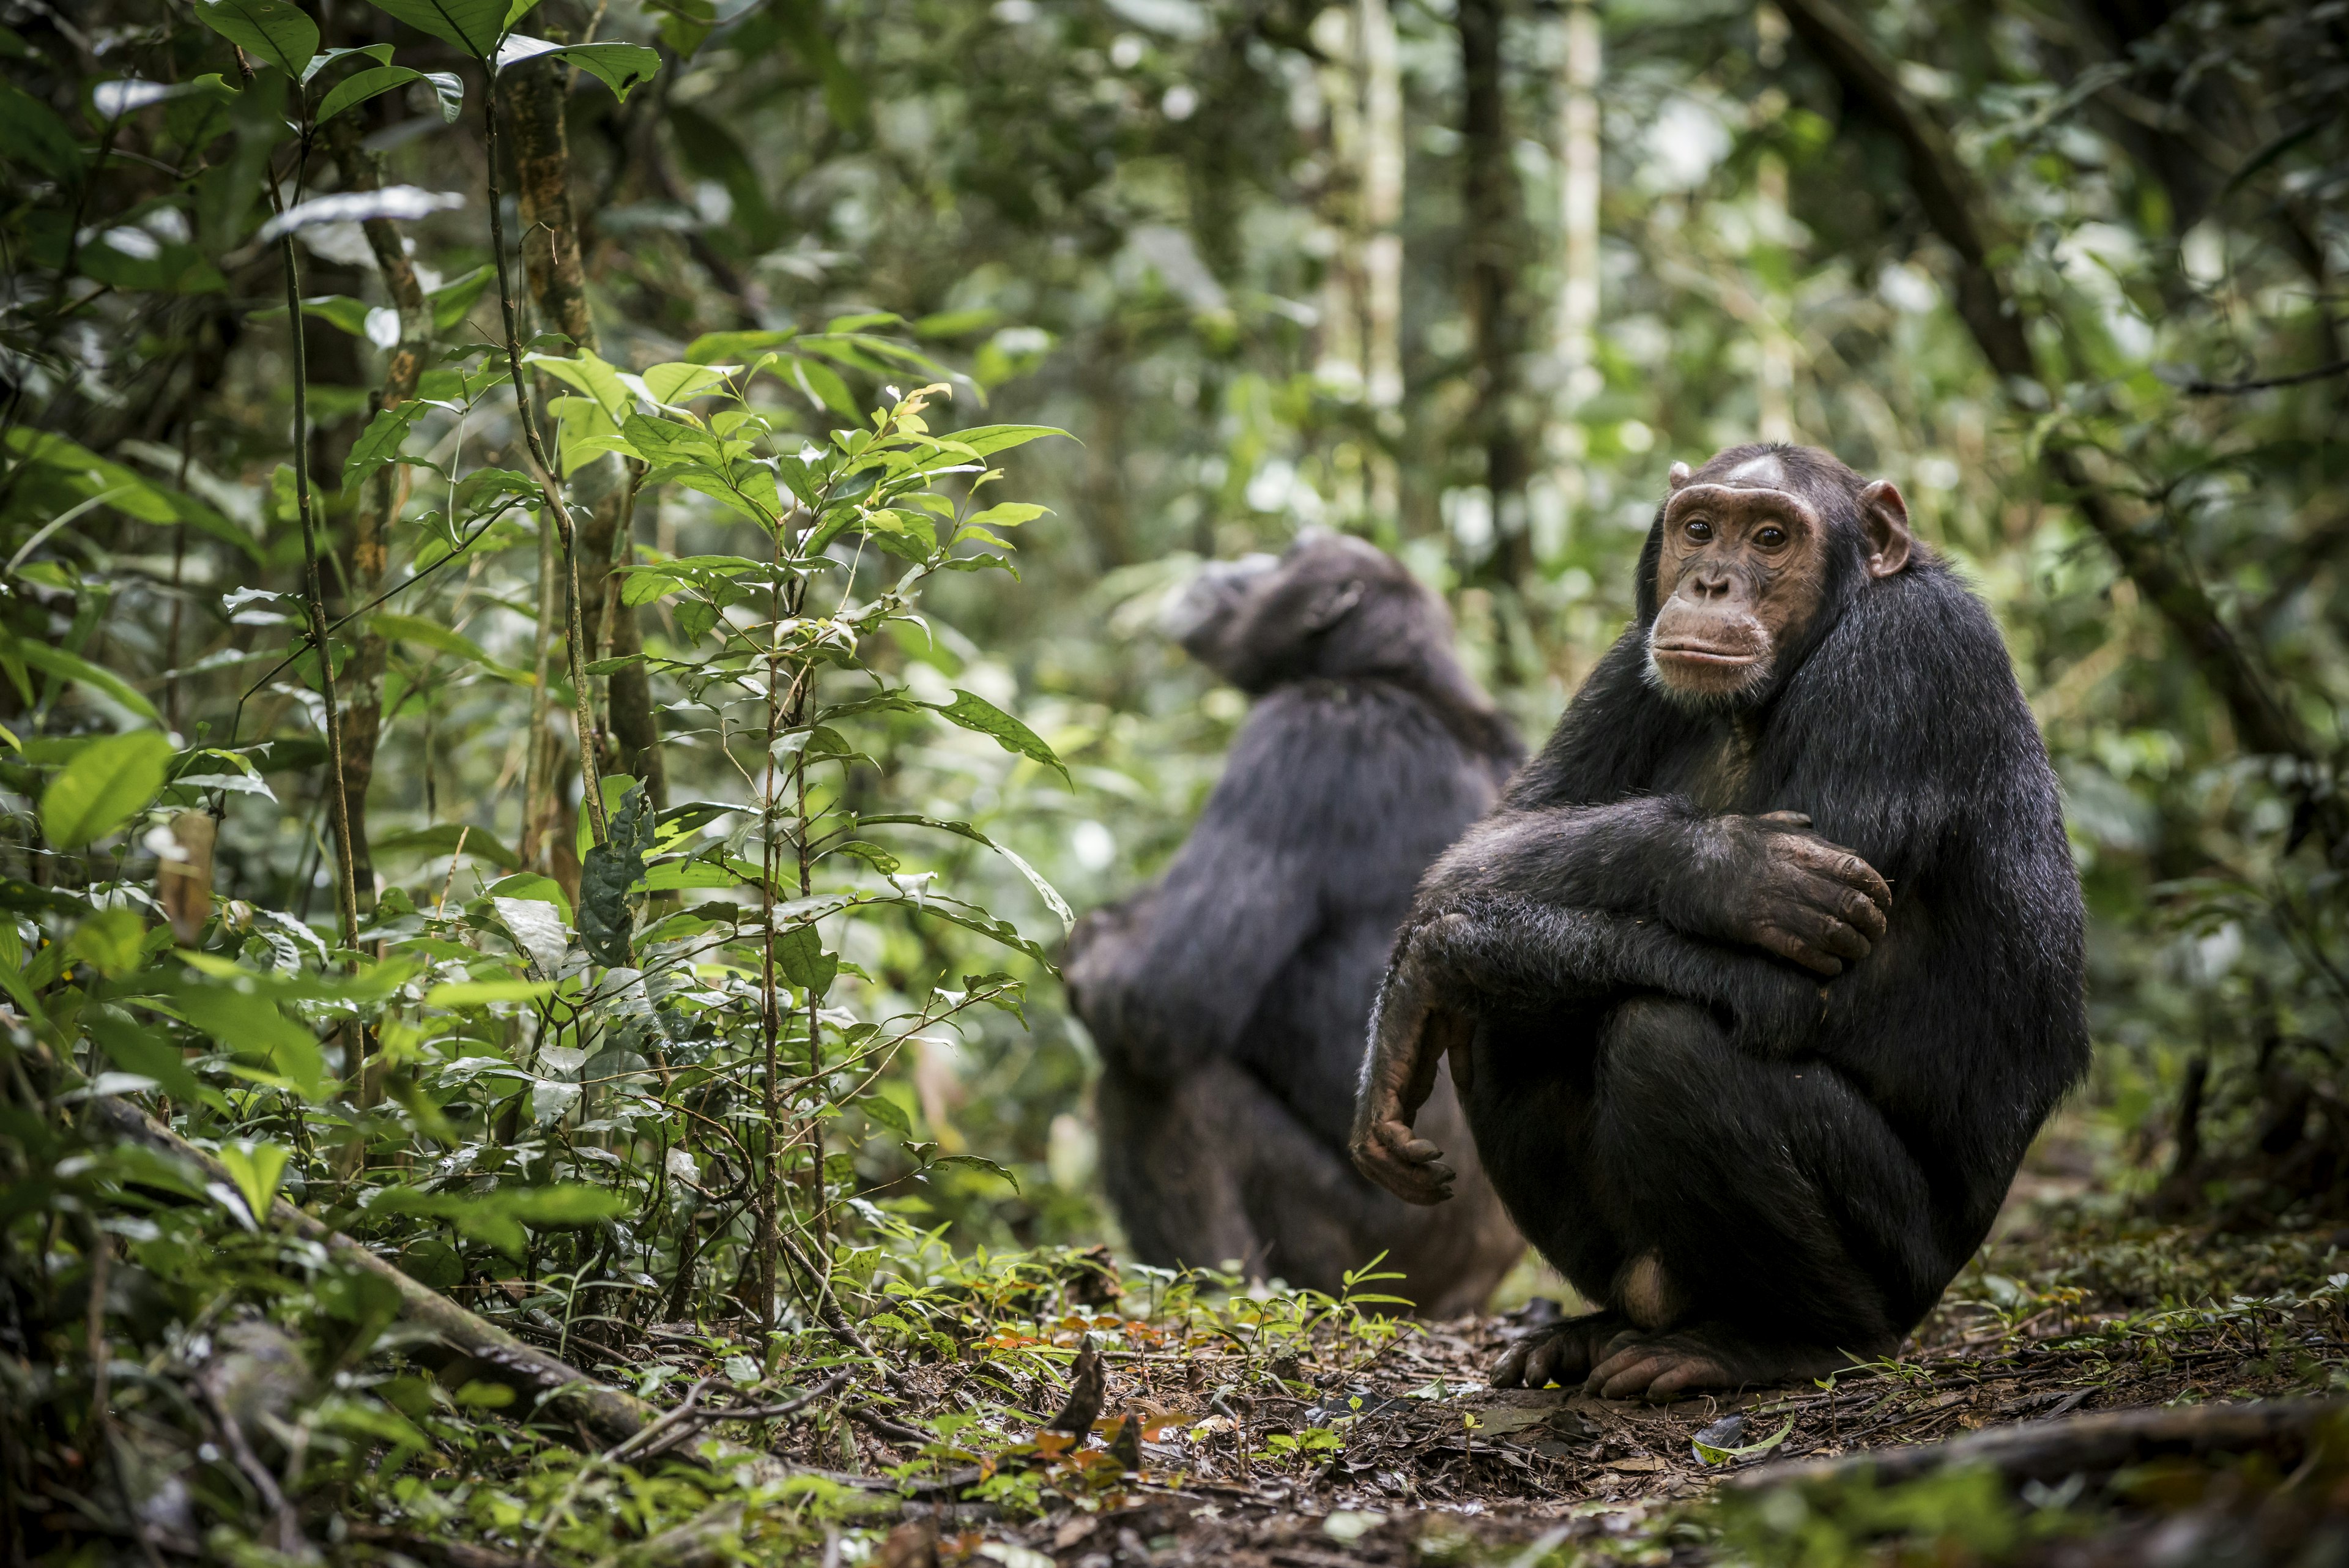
[1353,444,2087,1397]
[1066,533,1526,1316]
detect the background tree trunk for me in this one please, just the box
[504,52,669,813]
[1459,0,1537,598]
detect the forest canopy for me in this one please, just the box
[0,0,2342,1561]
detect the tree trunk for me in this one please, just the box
[503,53,669,811]
[1360,0,1405,524]
[325,116,433,914]
[1459,0,1536,594]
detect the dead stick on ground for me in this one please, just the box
[1740,1396,2347,1490]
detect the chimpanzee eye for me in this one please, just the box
[1685,518,1713,542]
[1757,526,1787,548]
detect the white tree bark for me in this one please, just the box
[1555,0,1602,414]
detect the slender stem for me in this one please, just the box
[755,549,783,1329]
[482,69,608,847]
[265,127,360,953]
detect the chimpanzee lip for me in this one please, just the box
[1652,642,1760,665]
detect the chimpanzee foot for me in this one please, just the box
[1583,1324,1861,1403]
[1489,1310,1636,1390]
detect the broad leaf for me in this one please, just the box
[168,981,328,1100]
[194,0,319,80]
[40,730,173,849]
[935,690,1070,786]
[495,35,661,100]
[318,65,463,126]
[216,1142,291,1224]
[363,0,529,59]
[344,399,426,487]
[13,640,160,722]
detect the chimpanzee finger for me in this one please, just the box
[1756,924,1845,976]
[1783,898,1873,961]
[1490,1339,1533,1389]
[1784,838,1892,911]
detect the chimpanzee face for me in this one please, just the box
[1644,449,1913,707]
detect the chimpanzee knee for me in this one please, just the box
[1583,997,1941,1348]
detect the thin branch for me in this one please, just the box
[2182,358,2349,395]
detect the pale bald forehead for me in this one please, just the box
[1721,453,1788,488]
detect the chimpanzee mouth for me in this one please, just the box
[1650,642,1761,666]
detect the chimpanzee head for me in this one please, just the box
[1163,530,1457,694]
[1635,443,1918,709]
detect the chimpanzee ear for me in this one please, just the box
[1857,480,1913,578]
[1303,578,1367,631]
[1667,461,1693,492]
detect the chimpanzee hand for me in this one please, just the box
[1709,811,1891,976]
[1350,916,1476,1206]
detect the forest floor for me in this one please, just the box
[801,1214,2349,1567]
[159,1118,2345,1568]
[341,1141,2349,1568]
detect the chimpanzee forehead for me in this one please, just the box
[1661,481,1820,537]
[1721,452,1789,488]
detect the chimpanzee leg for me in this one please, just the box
[1486,997,1948,1399]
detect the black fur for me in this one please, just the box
[1381,444,2088,1359]
[1067,533,1527,1315]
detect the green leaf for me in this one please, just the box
[194,0,320,79]
[217,1141,291,1224]
[857,813,1073,931]
[962,502,1048,530]
[40,730,173,849]
[860,1093,911,1135]
[428,265,494,332]
[424,979,555,1006]
[788,355,859,417]
[497,35,660,100]
[370,822,521,872]
[317,64,461,126]
[83,1009,202,1101]
[300,42,397,84]
[621,412,724,467]
[927,1153,1020,1192]
[637,360,734,405]
[168,982,328,1100]
[344,399,427,488]
[367,0,521,58]
[951,424,1069,456]
[528,348,632,420]
[65,907,147,978]
[579,779,655,967]
[934,690,1069,786]
[0,83,86,180]
[773,924,837,994]
[20,631,177,715]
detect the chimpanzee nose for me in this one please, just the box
[1687,568,1734,600]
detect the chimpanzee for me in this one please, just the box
[1066,533,1527,1315]
[1352,444,2087,1397]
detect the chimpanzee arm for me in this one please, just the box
[1416,800,1891,978]
[1351,897,1827,1204]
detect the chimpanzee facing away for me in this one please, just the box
[1353,444,2087,1397]
[1066,533,1527,1315]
